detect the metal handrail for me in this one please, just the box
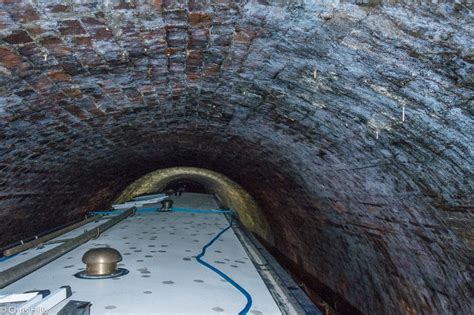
[0,207,135,289]
[3,215,100,257]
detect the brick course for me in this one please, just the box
[0,1,472,315]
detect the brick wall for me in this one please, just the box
[0,1,472,314]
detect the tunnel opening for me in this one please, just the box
[161,180,210,195]
[114,167,274,245]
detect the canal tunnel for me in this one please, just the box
[0,1,472,314]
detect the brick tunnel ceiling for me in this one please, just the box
[0,1,472,314]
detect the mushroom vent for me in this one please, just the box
[160,199,174,211]
[74,247,129,279]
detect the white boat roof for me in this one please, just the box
[0,193,296,315]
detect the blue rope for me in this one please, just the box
[196,216,253,315]
[130,207,157,213]
[171,207,231,214]
[92,207,231,216]
[0,253,18,262]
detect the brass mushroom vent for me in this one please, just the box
[160,199,174,211]
[74,247,129,279]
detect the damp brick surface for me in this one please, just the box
[0,1,472,314]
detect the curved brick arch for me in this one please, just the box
[114,166,273,242]
[0,1,472,314]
